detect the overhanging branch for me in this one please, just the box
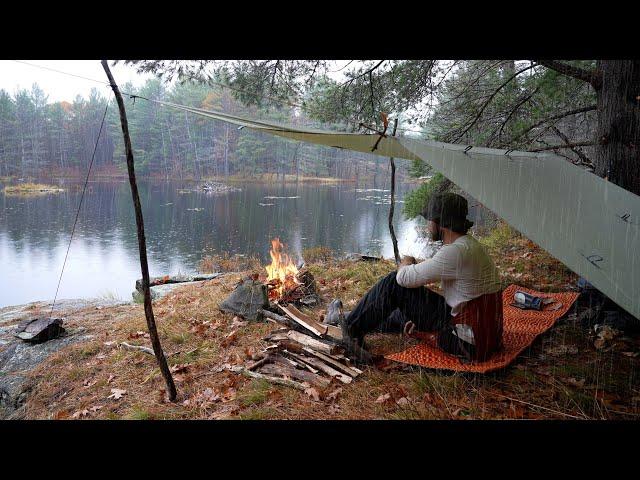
[533,60,602,89]
[530,140,597,152]
[505,104,597,145]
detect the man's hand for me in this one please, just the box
[400,255,417,267]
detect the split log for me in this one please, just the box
[259,362,330,388]
[282,352,320,374]
[270,353,302,369]
[292,353,352,384]
[286,330,344,356]
[225,365,307,391]
[259,308,302,331]
[302,347,361,378]
[283,304,343,340]
[278,304,325,336]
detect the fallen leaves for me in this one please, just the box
[107,388,127,400]
[326,387,343,403]
[128,330,150,340]
[170,363,191,374]
[375,393,392,404]
[231,316,248,329]
[221,330,238,347]
[304,387,320,402]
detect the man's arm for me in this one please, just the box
[396,244,462,288]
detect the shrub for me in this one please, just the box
[402,172,447,219]
[199,252,262,273]
[302,246,333,264]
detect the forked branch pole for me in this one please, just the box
[101,60,177,402]
[388,118,400,264]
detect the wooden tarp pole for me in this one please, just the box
[388,118,400,264]
[101,60,177,402]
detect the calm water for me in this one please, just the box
[1,180,437,307]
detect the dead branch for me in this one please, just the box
[504,105,597,145]
[453,64,537,142]
[119,342,154,355]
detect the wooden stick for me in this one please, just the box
[102,60,177,402]
[387,118,400,265]
[247,355,270,371]
[225,365,307,391]
[120,342,154,355]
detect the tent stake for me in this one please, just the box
[101,60,177,402]
[388,118,400,264]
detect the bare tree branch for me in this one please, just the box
[550,125,593,165]
[505,104,597,145]
[453,64,536,142]
[533,60,602,89]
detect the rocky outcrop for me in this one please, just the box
[0,299,128,419]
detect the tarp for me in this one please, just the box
[155,100,640,320]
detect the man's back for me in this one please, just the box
[396,234,502,315]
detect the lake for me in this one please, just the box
[1,180,440,308]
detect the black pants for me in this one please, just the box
[345,271,452,340]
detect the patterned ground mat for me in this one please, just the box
[384,284,579,373]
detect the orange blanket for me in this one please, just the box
[385,284,579,373]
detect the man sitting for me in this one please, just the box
[327,192,504,363]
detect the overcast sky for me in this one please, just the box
[0,60,153,102]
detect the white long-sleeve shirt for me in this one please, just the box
[396,235,502,318]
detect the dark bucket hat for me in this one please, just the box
[421,192,474,233]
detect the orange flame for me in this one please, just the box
[265,237,299,300]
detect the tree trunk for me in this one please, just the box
[596,60,640,195]
[101,60,177,402]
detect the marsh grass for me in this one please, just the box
[3,182,65,196]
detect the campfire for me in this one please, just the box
[265,237,301,301]
[264,238,316,305]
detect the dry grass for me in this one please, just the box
[301,246,334,264]
[18,230,640,420]
[3,182,65,196]
[199,253,263,274]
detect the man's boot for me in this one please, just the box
[337,309,374,365]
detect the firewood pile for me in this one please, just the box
[224,303,365,390]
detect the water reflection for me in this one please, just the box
[0,181,427,307]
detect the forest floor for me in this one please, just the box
[10,224,640,420]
